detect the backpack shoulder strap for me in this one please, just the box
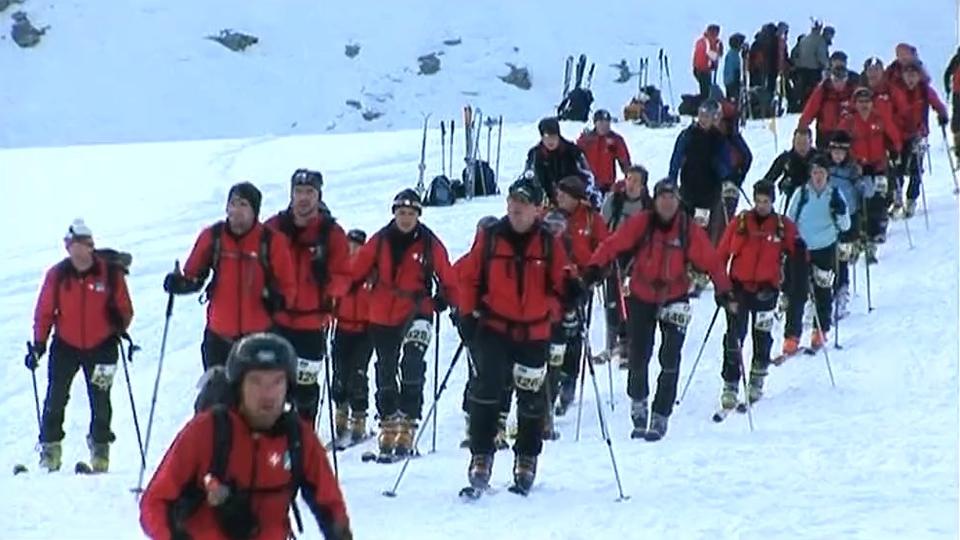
[209,405,232,480]
[419,225,436,294]
[210,221,225,271]
[477,221,501,302]
[610,191,626,230]
[284,411,305,491]
[539,225,555,295]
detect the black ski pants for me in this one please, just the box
[40,337,118,445]
[785,244,836,337]
[201,328,235,371]
[461,346,512,418]
[626,297,687,417]
[469,327,547,457]
[603,273,628,354]
[276,326,328,426]
[721,288,778,383]
[694,70,713,100]
[331,327,374,414]
[370,316,431,421]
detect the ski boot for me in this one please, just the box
[459,413,471,449]
[39,442,62,472]
[748,371,766,404]
[904,199,917,218]
[468,453,494,489]
[87,436,109,473]
[629,399,649,439]
[782,337,799,355]
[394,415,417,457]
[512,454,538,494]
[811,329,827,351]
[377,416,398,456]
[349,411,367,443]
[335,404,350,441]
[555,375,576,416]
[720,382,739,410]
[835,285,850,320]
[644,412,669,442]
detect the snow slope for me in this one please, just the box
[1,0,955,148]
[0,113,957,539]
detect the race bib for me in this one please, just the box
[296,358,323,386]
[90,364,118,391]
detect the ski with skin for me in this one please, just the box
[771,346,815,366]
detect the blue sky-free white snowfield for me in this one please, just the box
[1,1,957,539]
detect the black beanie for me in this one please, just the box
[291,168,323,195]
[228,182,263,217]
[347,229,367,244]
[538,117,561,136]
[753,180,776,202]
[557,176,588,200]
[391,188,423,215]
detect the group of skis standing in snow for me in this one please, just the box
[20,27,958,539]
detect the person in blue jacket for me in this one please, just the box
[824,132,870,320]
[783,154,850,353]
[724,33,747,101]
[669,99,732,244]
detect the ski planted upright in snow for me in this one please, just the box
[415,113,431,197]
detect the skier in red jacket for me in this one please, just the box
[456,176,572,494]
[348,189,459,461]
[861,57,909,132]
[584,179,734,441]
[265,169,351,427]
[799,56,856,147]
[163,182,297,370]
[31,219,134,472]
[693,24,723,99]
[139,333,351,540]
[715,181,799,410]
[897,63,949,216]
[576,109,631,194]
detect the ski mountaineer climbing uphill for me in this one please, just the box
[139,333,353,540]
[265,169,352,427]
[524,117,598,207]
[454,175,573,498]
[347,189,459,464]
[28,219,134,474]
[583,179,735,442]
[714,181,799,417]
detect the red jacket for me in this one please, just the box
[885,61,931,93]
[562,204,608,270]
[139,409,348,540]
[335,252,371,334]
[458,222,569,341]
[265,211,351,331]
[576,130,631,190]
[717,210,798,292]
[693,34,723,73]
[868,80,909,133]
[799,80,856,137]
[899,82,948,139]
[34,257,134,350]
[349,223,458,327]
[588,211,731,304]
[183,222,297,339]
[839,110,903,172]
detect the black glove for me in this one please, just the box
[939,114,949,127]
[457,312,480,343]
[262,288,286,313]
[561,310,580,339]
[163,272,199,295]
[212,482,259,540]
[861,164,879,177]
[563,277,589,310]
[580,265,604,290]
[433,293,449,313]
[24,341,44,370]
[829,189,847,216]
[715,290,738,314]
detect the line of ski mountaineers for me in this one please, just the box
[23,38,952,538]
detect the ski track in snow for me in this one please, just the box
[0,116,957,539]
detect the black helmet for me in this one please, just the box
[593,109,612,122]
[291,168,324,193]
[347,228,367,244]
[226,332,298,385]
[508,175,545,206]
[538,117,561,136]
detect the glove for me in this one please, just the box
[563,277,589,309]
[24,341,44,370]
[561,310,580,339]
[829,189,847,216]
[262,288,286,313]
[457,312,480,343]
[715,290,738,314]
[163,272,199,295]
[580,265,604,290]
[432,293,449,313]
[210,480,259,540]
[939,114,949,127]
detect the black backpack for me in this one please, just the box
[52,248,132,334]
[461,160,499,197]
[476,218,555,302]
[424,175,456,206]
[558,88,594,122]
[202,221,274,304]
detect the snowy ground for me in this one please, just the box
[1,0,954,148]
[0,114,957,539]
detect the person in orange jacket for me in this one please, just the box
[163,182,298,371]
[348,189,459,460]
[31,219,134,472]
[693,24,723,99]
[330,229,375,446]
[265,169,352,427]
[583,179,735,441]
[139,333,352,540]
[576,109,632,195]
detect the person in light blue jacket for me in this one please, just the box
[724,33,747,101]
[784,155,850,350]
[824,132,869,319]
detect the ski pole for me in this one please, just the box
[383,342,465,498]
[134,264,177,497]
[574,294,593,442]
[664,53,675,112]
[917,144,931,231]
[323,324,339,479]
[26,342,41,434]
[449,121,455,178]
[582,318,630,502]
[597,284,615,412]
[486,120,493,163]
[675,305,721,405]
[861,194,874,313]
[657,49,664,125]
[118,335,146,468]
[494,116,503,189]
[809,281,837,388]
[941,125,960,194]
[833,251,842,350]
[734,334,755,432]
[431,311,440,453]
[440,120,446,178]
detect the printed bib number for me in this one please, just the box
[297,359,323,386]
